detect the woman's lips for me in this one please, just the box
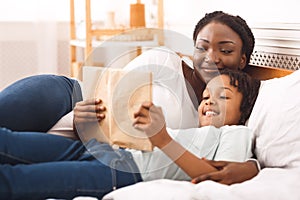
[201,68,219,73]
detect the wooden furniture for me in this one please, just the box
[70,0,164,77]
[245,64,293,80]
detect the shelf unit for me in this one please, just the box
[70,0,164,77]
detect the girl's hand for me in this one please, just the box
[133,101,170,148]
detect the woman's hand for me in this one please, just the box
[73,98,106,136]
[191,160,259,185]
[133,101,170,148]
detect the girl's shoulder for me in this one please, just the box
[220,125,251,132]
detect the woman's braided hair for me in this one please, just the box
[193,11,255,66]
[217,68,260,125]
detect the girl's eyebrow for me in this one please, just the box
[220,86,233,92]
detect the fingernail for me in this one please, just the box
[97,114,104,119]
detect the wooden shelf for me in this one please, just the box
[69,0,164,77]
[70,38,160,48]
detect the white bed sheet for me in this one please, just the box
[103,167,300,200]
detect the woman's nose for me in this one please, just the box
[204,50,220,63]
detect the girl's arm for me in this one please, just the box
[155,128,218,178]
[133,102,217,178]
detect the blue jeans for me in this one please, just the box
[0,74,82,132]
[0,127,142,199]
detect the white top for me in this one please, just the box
[131,125,253,181]
[124,47,199,129]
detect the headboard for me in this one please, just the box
[245,64,294,80]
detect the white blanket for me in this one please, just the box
[103,167,300,200]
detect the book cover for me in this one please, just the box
[90,68,153,151]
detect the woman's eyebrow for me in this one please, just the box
[196,39,236,45]
[197,38,209,43]
[219,41,236,45]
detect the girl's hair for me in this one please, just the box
[193,11,255,66]
[218,69,260,125]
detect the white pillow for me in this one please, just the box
[247,70,300,168]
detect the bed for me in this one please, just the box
[49,48,299,200]
[99,62,300,200]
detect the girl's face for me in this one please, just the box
[193,22,246,83]
[198,74,242,128]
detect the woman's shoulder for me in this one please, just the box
[124,46,182,71]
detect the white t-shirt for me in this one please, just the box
[130,125,253,181]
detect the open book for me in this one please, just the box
[83,67,153,151]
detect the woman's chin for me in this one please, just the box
[200,71,219,83]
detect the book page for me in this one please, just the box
[94,68,153,151]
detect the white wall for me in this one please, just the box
[1,0,299,36]
[164,0,300,38]
[0,0,300,90]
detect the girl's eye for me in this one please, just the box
[202,96,209,100]
[220,96,229,99]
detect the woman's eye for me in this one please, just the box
[195,46,206,52]
[220,49,233,54]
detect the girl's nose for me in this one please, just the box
[205,98,216,105]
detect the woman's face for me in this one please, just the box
[198,74,242,128]
[193,22,246,83]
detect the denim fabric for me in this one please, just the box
[83,139,142,190]
[0,128,142,199]
[0,75,82,132]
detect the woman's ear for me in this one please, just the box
[239,54,247,70]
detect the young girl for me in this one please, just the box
[131,68,260,180]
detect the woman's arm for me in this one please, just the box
[133,102,217,178]
[191,160,259,184]
[191,127,258,185]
